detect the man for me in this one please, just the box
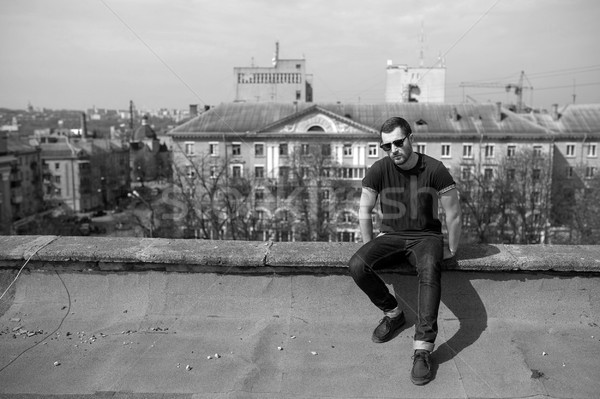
[348,116,461,385]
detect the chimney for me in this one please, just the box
[495,102,503,122]
[551,104,560,121]
[80,112,88,138]
[451,107,459,121]
[189,104,198,117]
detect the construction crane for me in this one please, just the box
[459,71,533,113]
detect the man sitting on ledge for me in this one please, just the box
[348,116,462,385]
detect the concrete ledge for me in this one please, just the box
[0,235,599,274]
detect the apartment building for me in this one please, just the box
[0,131,17,234]
[0,132,44,234]
[168,101,590,242]
[36,133,130,212]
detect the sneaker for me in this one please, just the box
[371,312,405,343]
[411,349,433,385]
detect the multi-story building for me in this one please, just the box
[523,104,600,183]
[130,115,172,186]
[7,135,44,219]
[234,42,313,103]
[0,131,17,234]
[385,60,446,103]
[36,132,130,212]
[168,101,585,242]
[0,132,44,234]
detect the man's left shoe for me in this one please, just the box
[410,349,433,385]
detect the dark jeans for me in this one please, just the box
[348,233,443,348]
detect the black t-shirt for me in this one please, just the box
[362,153,456,237]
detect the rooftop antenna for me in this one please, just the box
[572,79,577,104]
[419,20,425,67]
[272,41,279,67]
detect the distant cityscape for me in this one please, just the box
[2,48,599,244]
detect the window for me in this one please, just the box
[232,165,242,178]
[484,144,495,158]
[533,145,543,157]
[300,167,309,179]
[368,143,378,157]
[55,188,62,196]
[55,162,60,170]
[416,144,426,154]
[257,210,265,220]
[339,168,365,180]
[461,166,471,180]
[296,90,301,100]
[338,232,355,242]
[321,144,331,156]
[279,143,288,156]
[507,169,515,180]
[343,144,353,157]
[441,144,451,158]
[484,168,494,180]
[566,144,576,157]
[184,142,195,156]
[279,166,290,181]
[255,143,264,157]
[254,166,264,178]
[186,165,195,179]
[54,175,61,184]
[255,190,264,201]
[463,144,473,158]
[586,166,596,178]
[532,191,540,204]
[210,166,217,179]
[209,142,218,156]
[301,144,310,155]
[507,145,516,157]
[340,211,354,223]
[321,190,330,201]
[533,169,541,180]
[588,144,597,158]
[232,143,241,156]
[566,166,574,178]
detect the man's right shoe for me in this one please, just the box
[372,312,406,343]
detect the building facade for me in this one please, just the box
[36,132,130,213]
[385,60,446,103]
[234,43,313,103]
[167,101,600,242]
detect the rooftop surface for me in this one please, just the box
[0,236,599,398]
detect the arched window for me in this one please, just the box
[307,125,325,132]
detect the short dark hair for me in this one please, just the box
[380,116,412,136]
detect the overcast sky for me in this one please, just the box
[1,0,599,112]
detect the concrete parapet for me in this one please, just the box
[0,235,599,274]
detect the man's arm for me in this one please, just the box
[440,188,462,259]
[358,187,378,243]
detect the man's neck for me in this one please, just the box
[397,152,418,170]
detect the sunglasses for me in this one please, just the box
[380,135,411,151]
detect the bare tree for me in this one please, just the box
[455,148,552,244]
[271,143,355,241]
[552,165,600,244]
[455,167,498,243]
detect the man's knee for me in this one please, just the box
[348,252,368,280]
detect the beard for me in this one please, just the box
[391,151,410,165]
